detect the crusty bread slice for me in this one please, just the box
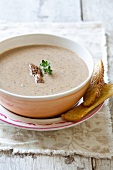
[62,84,113,122]
[83,59,104,106]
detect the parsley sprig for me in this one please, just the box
[40,60,52,75]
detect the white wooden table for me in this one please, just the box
[0,1,113,169]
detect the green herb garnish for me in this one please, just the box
[40,60,50,67]
[40,60,52,75]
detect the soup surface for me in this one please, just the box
[0,45,89,96]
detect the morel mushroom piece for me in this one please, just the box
[29,63,44,83]
[29,63,39,76]
[35,74,44,83]
[37,68,43,77]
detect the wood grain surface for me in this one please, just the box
[0,0,81,22]
[0,0,113,170]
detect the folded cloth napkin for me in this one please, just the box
[0,21,113,158]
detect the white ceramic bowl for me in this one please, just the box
[0,34,94,118]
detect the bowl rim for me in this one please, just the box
[0,33,94,100]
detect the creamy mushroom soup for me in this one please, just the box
[0,45,89,96]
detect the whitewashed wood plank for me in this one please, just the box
[0,154,113,170]
[0,154,92,170]
[82,0,113,82]
[37,0,81,22]
[0,0,81,22]
[0,0,39,22]
[92,158,113,170]
[82,0,113,31]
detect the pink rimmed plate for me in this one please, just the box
[0,103,103,131]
